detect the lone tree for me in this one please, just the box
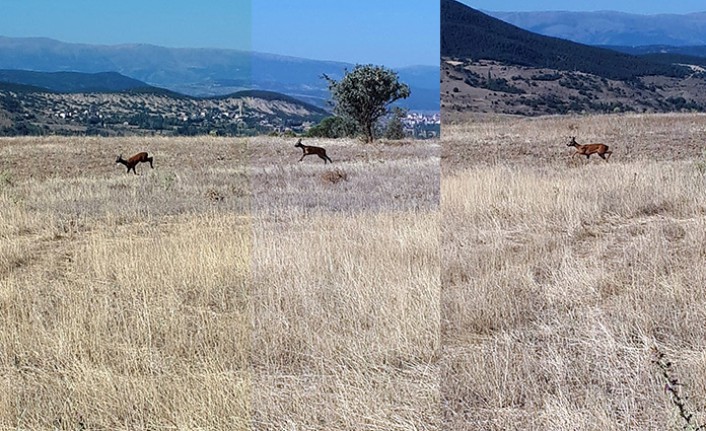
[323,64,410,143]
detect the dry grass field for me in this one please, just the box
[11,112,706,430]
[442,113,706,430]
[0,135,440,430]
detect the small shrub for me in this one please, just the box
[0,170,14,188]
[205,188,225,203]
[321,168,348,184]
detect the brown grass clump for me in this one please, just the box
[442,113,706,430]
[321,167,348,184]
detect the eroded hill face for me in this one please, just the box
[442,58,706,118]
[0,90,326,136]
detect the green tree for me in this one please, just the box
[323,64,410,143]
[384,107,407,140]
[306,115,359,138]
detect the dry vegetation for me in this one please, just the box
[441,59,706,117]
[0,135,440,430]
[442,113,706,430]
[14,111,706,430]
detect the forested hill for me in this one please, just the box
[440,0,689,80]
[0,70,161,94]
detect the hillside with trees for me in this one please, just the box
[0,76,328,136]
[441,0,689,80]
[441,0,706,117]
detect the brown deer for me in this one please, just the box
[295,139,332,164]
[116,152,154,174]
[567,136,612,161]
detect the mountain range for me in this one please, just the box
[441,0,687,80]
[0,36,439,112]
[441,0,706,116]
[486,9,706,47]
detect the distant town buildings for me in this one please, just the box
[402,112,441,139]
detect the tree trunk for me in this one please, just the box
[365,122,374,143]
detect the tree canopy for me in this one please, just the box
[324,65,410,143]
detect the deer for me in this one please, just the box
[567,136,612,161]
[294,139,333,164]
[116,152,154,174]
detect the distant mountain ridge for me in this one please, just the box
[0,36,439,112]
[441,0,706,117]
[441,0,688,80]
[486,9,706,47]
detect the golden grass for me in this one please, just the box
[442,112,706,170]
[0,135,440,430]
[7,113,706,430]
[251,210,439,429]
[442,114,706,430]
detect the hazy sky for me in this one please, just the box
[463,1,706,14]
[0,0,439,67]
[252,0,439,67]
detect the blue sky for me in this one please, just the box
[252,1,439,67]
[0,0,438,67]
[463,1,706,14]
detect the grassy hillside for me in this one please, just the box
[442,58,706,117]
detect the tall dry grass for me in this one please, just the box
[250,210,439,429]
[442,114,706,430]
[442,112,706,170]
[247,137,440,429]
[0,136,253,430]
[0,135,440,430]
